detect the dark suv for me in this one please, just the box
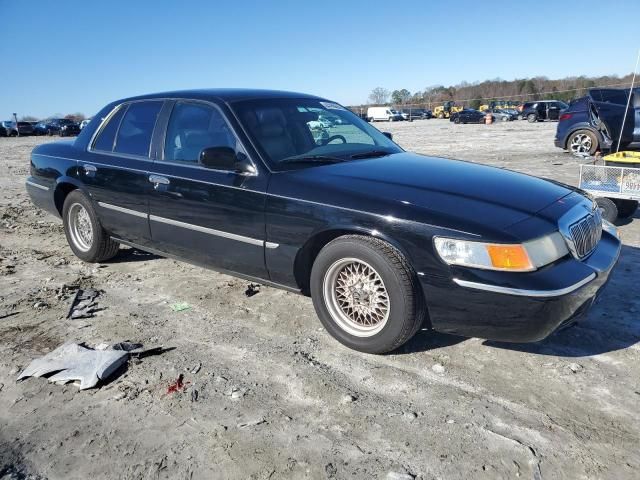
[555,88,638,155]
[34,119,81,136]
[520,100,568,122]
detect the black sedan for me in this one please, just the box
[25,89,620,354]
[450,109,489,124]
[33,119,81,136]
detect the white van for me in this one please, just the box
[367,107,402,122]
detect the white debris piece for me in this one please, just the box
[17,342,128,390]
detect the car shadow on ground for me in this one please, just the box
[107,247,162,264]
[395,330,468,354]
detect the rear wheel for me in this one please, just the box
[438,112,444,119]
[453,117,460,124]
[527,113,538,123]
[613,199,638,219]
[62,190,119,262]
[567,129,598,155]
[596,197,618,223]
[310,235,425,354]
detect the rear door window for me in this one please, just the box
[114,101,162,157]
[93,106,126,152]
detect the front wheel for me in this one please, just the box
[310,235,425,354]
[62,190,120,262]
[527,114,538,123]
[453,117,460,124]
[596,197,618,223]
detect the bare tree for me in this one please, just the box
[368,87,390,105]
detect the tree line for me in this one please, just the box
[362,73,636,110]
[18,113,87,122]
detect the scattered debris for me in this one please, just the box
[432,363,445,374]
[325,463,337,477]
[237,417,265,429]
[67,288,103,319]
[191,388,199,402]
[341,394,357,404]
[0,311,20,320]
[166,374,190,394]
[403,411,418,421]
[386,471,415,480]
[567,363,583,373]
[245,283,260,297]
[170,302,191,312]
[190,362,202,374]
[18,342,128,390]
[112,341,144,352]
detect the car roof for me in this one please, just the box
[116,88,327,104]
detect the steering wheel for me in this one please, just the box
[322,135,347,145]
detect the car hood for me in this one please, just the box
[274,152,574,238]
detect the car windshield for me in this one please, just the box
[232,98,402,169]
[59,119,73,124]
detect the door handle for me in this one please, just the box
[149,175,170,185]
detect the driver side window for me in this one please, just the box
[164,102,237,164]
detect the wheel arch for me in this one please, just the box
[563,125,603,150]
[293,225,414,295]
[53,177,90,216]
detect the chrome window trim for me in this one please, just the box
[158,99,258,176]
[97,202,147,218]
[88,100,164,160]
[26,180,49,191]
[453,273,596,297]
[149,214,278,249]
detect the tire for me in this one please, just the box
[501,116,508,122]
[310,235,425,354]
[613,199,638,219]
[518,114,523,120]
[567,129,598,155]
[453,117,460,124]
[595,197,618,223]
[62,190,120,262]
[527,114,537,123]
[438,112,444,119]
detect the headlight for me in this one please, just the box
[434,232,569,272]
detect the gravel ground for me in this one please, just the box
[0,121,638,480]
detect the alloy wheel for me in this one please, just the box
[68,203,94,252]
[569,133,593,154]
[323,258,390,337]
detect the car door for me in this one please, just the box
[147,100,269,279]
[80,101,162,245]
[590,89,635,146]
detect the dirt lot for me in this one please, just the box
[1,121,638,480]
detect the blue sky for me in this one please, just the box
[1,0,638,118]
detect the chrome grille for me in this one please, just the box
[568,208,602,259]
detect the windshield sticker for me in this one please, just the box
[320,101,346,111]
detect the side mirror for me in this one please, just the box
[199,147,256,175]
[382,132,393,141]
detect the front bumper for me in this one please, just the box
[422,230,621,342]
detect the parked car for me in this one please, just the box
[367,106,403,122]
[555,88,638,155]
[520,100,568,122]
[1,121,34,136]
[0,123,7,137]
[25,89,620,354]
[34,119,81,136]
[487,109,516,122]
[449,109,488,124]
[400,108,431,120]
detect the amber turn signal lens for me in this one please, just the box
[486,244,533,270]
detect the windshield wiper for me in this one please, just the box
[279,155,346,164]
[350,150,392,159]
